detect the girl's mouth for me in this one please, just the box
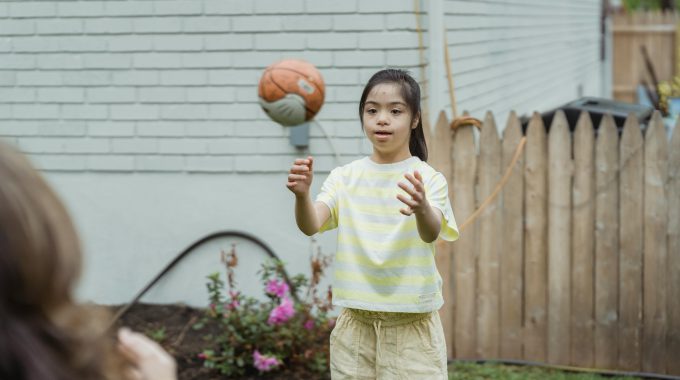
[375,131,392,141]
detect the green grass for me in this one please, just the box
[448,361,643,380]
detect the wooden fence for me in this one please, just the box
[426,110,680,375]
[613,11,678,103]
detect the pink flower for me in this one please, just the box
[265,279,289,298]
[227,291,240,310]
[304,319,315,330]
[253,350,281,372]
[267,297,295,325]
[227,299,240,310]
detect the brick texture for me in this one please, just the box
[0,0,601,174]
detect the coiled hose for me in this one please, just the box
[109,230,299,329]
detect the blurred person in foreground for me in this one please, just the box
[0,140,176,380]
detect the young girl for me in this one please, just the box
[286,69,459,379]
[0,140,176,380]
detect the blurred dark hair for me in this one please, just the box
[359,68,427,161]
[0,140,128,380]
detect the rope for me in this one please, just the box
[458,136,526,232]
[441,18,519,232]
[443,31,458,118]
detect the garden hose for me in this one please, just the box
[109,230,299,329]
[449,358,680,380]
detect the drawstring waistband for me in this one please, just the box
[345,308,431,327]
[373,319,383,365]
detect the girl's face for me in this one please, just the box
[362,83,417,163]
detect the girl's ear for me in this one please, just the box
[411,113,420,129]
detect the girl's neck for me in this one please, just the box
[370,150,412,164]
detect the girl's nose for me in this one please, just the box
[377,110,389,125]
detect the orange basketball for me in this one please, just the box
[258,59,325,127]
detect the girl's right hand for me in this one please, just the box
[286,156,314,197]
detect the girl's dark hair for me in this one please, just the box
[0,140,128,380]
[359,68,428,161]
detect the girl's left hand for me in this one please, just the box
[396,170,429,216]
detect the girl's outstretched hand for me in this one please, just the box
[286,156,314,197]
[397,170,429,216]
[117,328,177,380]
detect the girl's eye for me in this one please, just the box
[391,109,402,115]
[366,108,377,115]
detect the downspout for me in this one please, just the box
[601,0,613,98]
[428,0,445,135]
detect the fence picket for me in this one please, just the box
[500,112,524,360]
[642,111,669,374]
[594,114,620,369]
[430,111,455,357]
[452,122,478,359]
[476,111,501,358]
[523,112,548,362]
[668,118,680,375]
[619,114,644,371]
[547,110,573,364]
[571,111,595,367]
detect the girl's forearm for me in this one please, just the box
[415,205,441,243]
[295,194,319,236]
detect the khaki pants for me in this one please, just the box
[330,308,448,380]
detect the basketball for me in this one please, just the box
[258,59,325,127]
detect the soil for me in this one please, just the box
[112,303,331,380]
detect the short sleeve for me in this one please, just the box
[314,168,340,233]
[425,172,459,241]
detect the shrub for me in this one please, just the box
[194,245,334,377]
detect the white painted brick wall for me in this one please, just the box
[0,0,603,175]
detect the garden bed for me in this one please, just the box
[112,303,330,380]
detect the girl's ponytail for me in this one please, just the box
[409,116,427,161]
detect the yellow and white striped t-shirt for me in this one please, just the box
[316,156,459,312]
